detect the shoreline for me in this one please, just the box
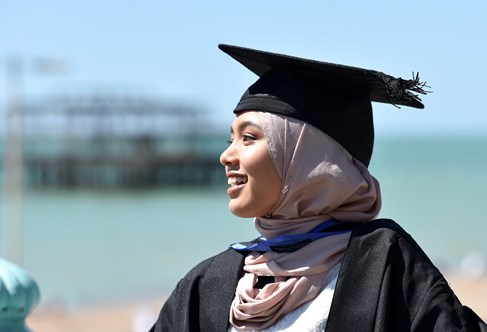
[26,274,487,332]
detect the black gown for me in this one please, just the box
[150,219,487,331]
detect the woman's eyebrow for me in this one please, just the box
[238,120,262,131]
[230,120,262,134]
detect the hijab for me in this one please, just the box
[229,112,382,330]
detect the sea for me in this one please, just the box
[1,136,486,310]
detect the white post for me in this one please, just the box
[2,56,24,266]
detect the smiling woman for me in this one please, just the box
[220,111,281,218]
[149,44,487,332]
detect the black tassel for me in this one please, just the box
[374,71,431,108]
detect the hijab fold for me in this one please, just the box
[230,112,382,330]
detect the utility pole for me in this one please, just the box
[2,56,24,265]
[1,56,68,265]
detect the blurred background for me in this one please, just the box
[1,1,486,331]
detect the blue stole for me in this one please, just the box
[230,219,354,253]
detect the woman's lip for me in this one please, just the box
[227,183,245,198]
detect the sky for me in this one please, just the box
[1,0,486,137]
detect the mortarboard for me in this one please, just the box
[219,44,429,167]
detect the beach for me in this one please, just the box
[27,297,163,332]
[26,275,487,332]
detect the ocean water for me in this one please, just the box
[0,137,486,309]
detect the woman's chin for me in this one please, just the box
[229,206,249,218]
[228,202,255,218]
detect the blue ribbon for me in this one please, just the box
[230,219,352,253]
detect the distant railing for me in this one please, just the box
[24,151,224,188]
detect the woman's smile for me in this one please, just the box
[227,175,248,187]
[226,174,248,197]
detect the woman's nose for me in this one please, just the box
[220,146,237,167]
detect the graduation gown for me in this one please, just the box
[150,219,487,331]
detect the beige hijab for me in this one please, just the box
[229,112,382,330]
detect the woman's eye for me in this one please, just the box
[227,138,234,145]
[243,134,256,141]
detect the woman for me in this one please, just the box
[150,44,487,331]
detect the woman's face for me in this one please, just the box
[220,111,282,218]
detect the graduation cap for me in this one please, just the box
[219,44,429,167]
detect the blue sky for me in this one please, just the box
[1,1,486,137]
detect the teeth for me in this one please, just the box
[227,176,248,186]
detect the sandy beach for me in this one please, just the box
[27,298,164,332]
[447,275,487,320]
[26,275,487,332]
